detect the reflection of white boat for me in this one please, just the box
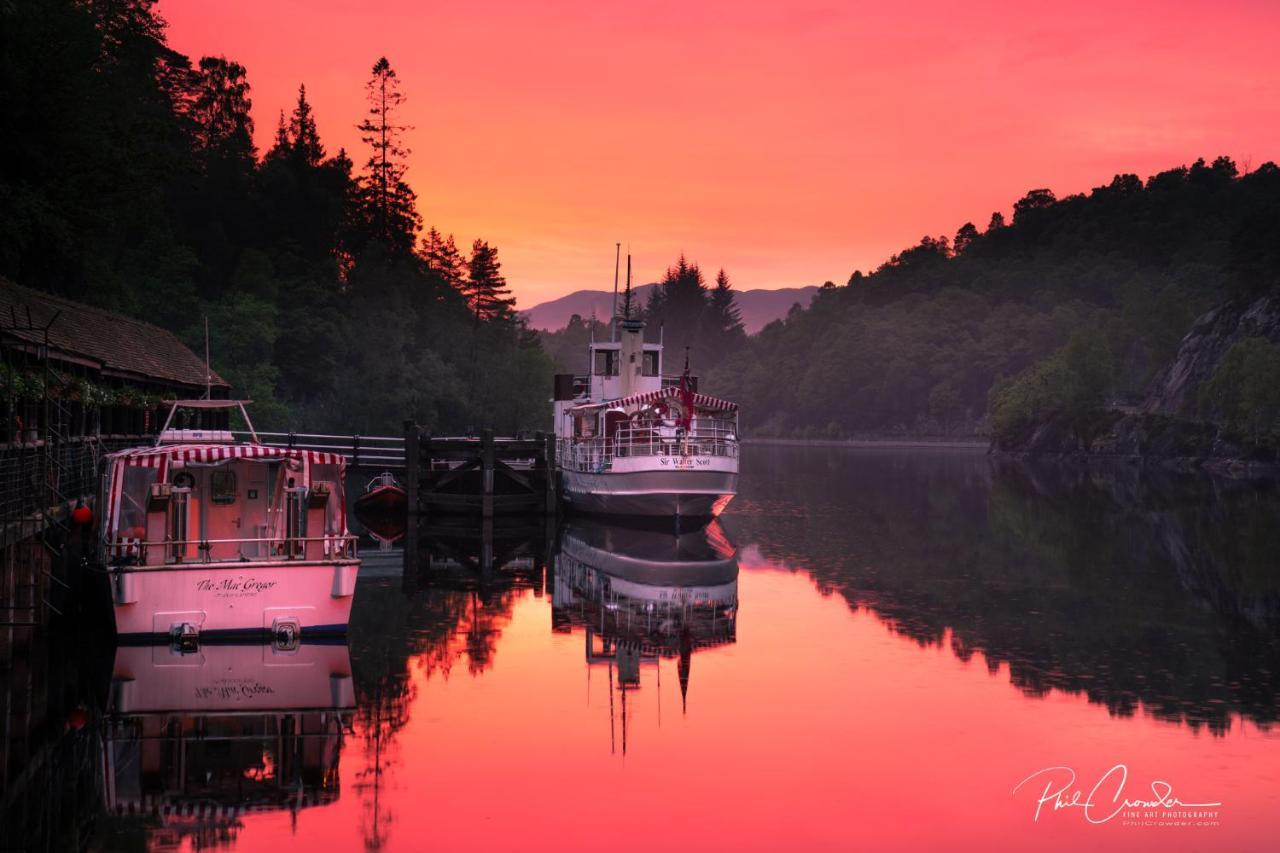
[552,263,739,520]
[99,400,360,639]
[554,520,739,752]
[102,642,354,833]
[553,520,739,658]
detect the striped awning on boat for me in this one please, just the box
[108,444,347,467]
[569,386,738,413]
[103,443,349,546]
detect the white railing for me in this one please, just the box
[107,534,358,567]
[559,419,739,473]
[228,431,407,467]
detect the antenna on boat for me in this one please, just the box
[611,242,621,342]
[203,315,211,400]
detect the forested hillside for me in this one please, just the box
[705,158,1280,439]
[0,0,551,434]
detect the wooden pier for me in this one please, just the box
[241,423,560,518]
[404,423,558,518]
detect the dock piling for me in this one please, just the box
[403,420,420,515]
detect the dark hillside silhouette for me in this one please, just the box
[0,1,550,433]
[707,158,1280,438]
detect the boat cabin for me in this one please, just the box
[585,339,665,402]
[100,401,353,567]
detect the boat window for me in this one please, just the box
[642,351,659,376]
[594,350,619,376]
[311,464,346,534]
[116,466,158,538]
[211,470,237,504]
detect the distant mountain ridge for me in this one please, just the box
[521,284,819,334]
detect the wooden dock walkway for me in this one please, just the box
[239,423,560,517]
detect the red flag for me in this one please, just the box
[678,351,694,432]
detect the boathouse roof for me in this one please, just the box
[0,278,228,391]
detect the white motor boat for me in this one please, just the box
[98,399,360,641]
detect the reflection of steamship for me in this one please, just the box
[102,642,355,844]
[553,519,738,727]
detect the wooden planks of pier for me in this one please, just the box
[403,422,559,518]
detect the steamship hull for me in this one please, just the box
[561,463,737,520]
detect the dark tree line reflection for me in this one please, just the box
[724,446,1280,735]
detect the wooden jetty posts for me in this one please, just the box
[403,422,559,518]
[233,423,561,518]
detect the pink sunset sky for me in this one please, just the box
[161,0,1280,306]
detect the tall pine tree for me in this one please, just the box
[354,57,420,256]
[710,268,745,341]
[464,239,515,323]
[288,84,324,166]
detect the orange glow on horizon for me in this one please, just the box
[160,0,1280,306]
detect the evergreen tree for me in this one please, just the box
[464,239,515,322]
[190,56,256,169]
[288,84,325,166]
[354,57,420,255]
[268,109,289,158]
[642,255,712,367]
[954,222,979,254]
[710,268,745,341]
[422,227,466,287]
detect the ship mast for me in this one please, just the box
[611,242,621,342]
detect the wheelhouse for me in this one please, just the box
[100,401,355,568]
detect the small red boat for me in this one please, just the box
[353,472,407,543]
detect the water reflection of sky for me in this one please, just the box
[216,567,1279,852]
[26,447,1280,850]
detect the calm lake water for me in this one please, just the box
[7,445,1280,851]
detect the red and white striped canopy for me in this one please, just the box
[569,386,738,414]
[109,444,347,467]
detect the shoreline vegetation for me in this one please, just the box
[746,432,1280,474]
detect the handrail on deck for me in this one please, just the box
[108,534,358,566]
[557,420,739,472]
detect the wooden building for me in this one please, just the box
[0,277,230,639]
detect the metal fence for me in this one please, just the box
[558,419,740,473]
[0,436,142,527]
[230,431,406,468]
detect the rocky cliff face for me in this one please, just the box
[994,288,1280,468]
[1144,289,1280,415]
